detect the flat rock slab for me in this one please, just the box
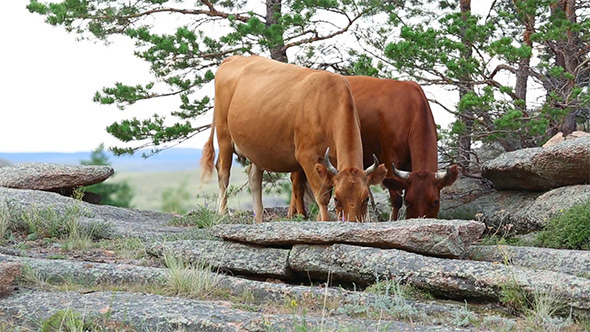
[0,289,469,332]
[147,240,292,278]
[0,162,114,190]
[0,252,469,322]
[0,253,167,286]
[0,187,192,240]
[482,137,590,191]
[212,219,485,258]
[289,244,590,315]
[466,245,590,277]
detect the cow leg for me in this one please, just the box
[215,127,234,215]
[287,171,307,218]
[389,189,403,220]
[248,163,264,223]
[305,170,332,221]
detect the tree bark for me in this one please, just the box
[550,0,581,135]
[266,0,288,62]
[513,0,534,111]
[458,0,474,171]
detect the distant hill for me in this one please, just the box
[0,148,203,172]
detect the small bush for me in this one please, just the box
[535,200,590,250]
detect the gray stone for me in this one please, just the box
[212,219,486,258]
[438,177,495,220]
[482,137,590,191]
[542,131,590,148]
[0,187,191,240]
[0,289,470,332]
[0,262,21,295]
[0,162,114,191]
[439,185,590,234]
[147,240,292,278]
[289,244,590,314]
[0,253,167,286]
[466,245,590,277]
[0,252,469,322]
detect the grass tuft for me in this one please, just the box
[163,251,221,299]
[168,204,222,228]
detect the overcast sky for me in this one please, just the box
[0,1,486,153]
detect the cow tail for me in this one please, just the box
[200,123,216,183]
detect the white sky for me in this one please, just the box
[1,1,494,153]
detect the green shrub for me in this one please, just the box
[535,200,590,250]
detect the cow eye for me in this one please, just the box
[363,197,369,205]
[334,197,341,207]
[433,200,440,207]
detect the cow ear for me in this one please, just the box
[368,164,388,185]
[315,163,334,183]
[438,164,459,189]
[382,177,407,191]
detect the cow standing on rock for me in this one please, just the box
[201,55,387,223]
[289,76,459,220]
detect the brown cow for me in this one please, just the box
[200,56,387,223]
[289,76,459,220]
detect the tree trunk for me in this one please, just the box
[550,0,580,135]
[513,0,534,111]
[458,0,474,171]
[266,0,288,63]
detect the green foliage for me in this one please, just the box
[534,201,590,250]
[80,144,134,208]
[28,0,391,155]
[28,0,589,167]
[382,0,589,163]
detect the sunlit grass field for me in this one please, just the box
[110,167,290,212]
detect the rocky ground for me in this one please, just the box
[1,188,589,332]
[1,135,589,332]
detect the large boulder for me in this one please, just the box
[212,219,486,258]
[0,162,113,191]
[542,131,590,148]
[438,177,495,220]
[439,184,590,234]
[482,137,590,191]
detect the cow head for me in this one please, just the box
[382,163,459,219]
[316,149,387,222]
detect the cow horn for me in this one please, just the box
[436,168,449,180]
[392,163,410,179]
[364,154,379,175]
[324,148,338,175]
